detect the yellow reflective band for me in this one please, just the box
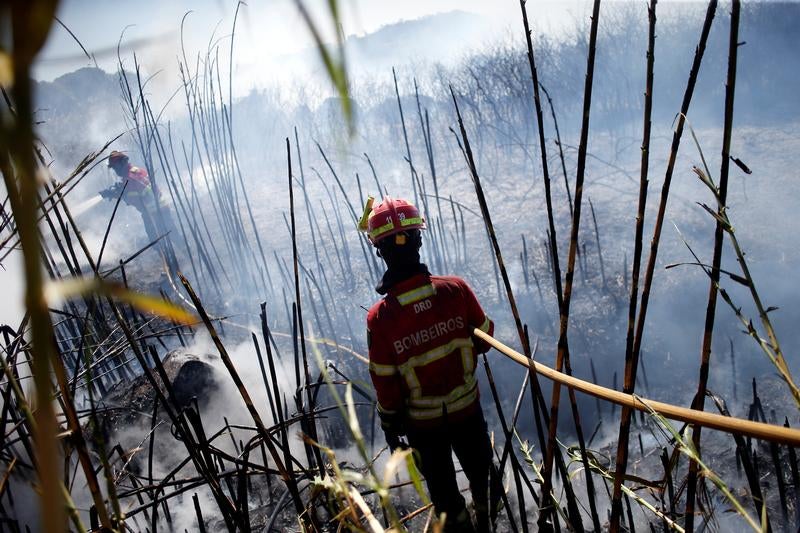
[369,220,395,239]
[407,384,479,420]
[400,216,423,227]
[399,338,474,397]
[399,338,473,376]
[369,361,398,376]
[460,345,473,375]
[377,403,399,416]
[479,316,492,333]
[408,377,477,408]
[396,284,436,306]
[405,369,421,394]
[127,187,151,197]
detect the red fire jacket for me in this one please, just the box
[367,273,494,429]
[125,165,151,193]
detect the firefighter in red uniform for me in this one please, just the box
[101,150,179,272]
[363,196,500,532]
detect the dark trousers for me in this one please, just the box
[137,206,180,274]
[407,407,498,532]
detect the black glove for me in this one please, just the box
[99,183,121,200]
[378,410,408,453]
[384,430,408,453]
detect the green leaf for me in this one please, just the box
[295,0,353,135]
[692,165,717,195]
[0,51,13,88]
[382,448,412,488]
[45,277,197,325]
[405,451,431,506]
[345,383,363,442]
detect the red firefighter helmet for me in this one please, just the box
[365,196,426,245]
[108,150,129,168]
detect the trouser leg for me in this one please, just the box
[156,210,180,273]
[451,409,498,533]
[139,209,160,246]
[140,208,179,274]
[408,428,472,532]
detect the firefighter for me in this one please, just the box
[101,150,178,272]
[363,196,500,532]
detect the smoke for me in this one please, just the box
[21,0,800,451]
[5,2,799,529]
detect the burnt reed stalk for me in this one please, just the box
[39,184,110,347]
[193,493,208,533]
[393,67,419,208]
[38,186,79,275]
[784,418,800,526]
[452,87,538,529]
[149,381,224,527]
[519,0,564,304]
[316,142,376,281]
[414,78,447,273]
[609,1,657,529]
[452,87,588,531]
[539,82,573,219]
[500,370,535,490]
[177,56,245,278]
[416,82,441,225]
[294,127,324,278]
[260,302,295,487]
[630,0,718,406]
[0,137,117,263]
[684,2,740,529]
[7,112,127,530]
[538,2,602,531]
[708,393,770,529]
[180,274,309,526]
[119,305,239,529]
[53,326,115,529]
[253,332,279,424]
[518,9,600,525]
[483,366,527,532]
[171,134,228,293]
[588,198,606,287]
[363,152,386,198]
[287,138,325,479]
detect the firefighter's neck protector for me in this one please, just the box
[377,229,422,272]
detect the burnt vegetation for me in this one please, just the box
[1,1,800,531]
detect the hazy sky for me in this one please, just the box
[36,0,609,85]
[41,1,788,86]
[41,0,783,72]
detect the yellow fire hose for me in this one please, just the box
[219,315,800,447]
[472,328,800,447]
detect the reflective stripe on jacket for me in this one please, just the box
[367,274,493,428]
